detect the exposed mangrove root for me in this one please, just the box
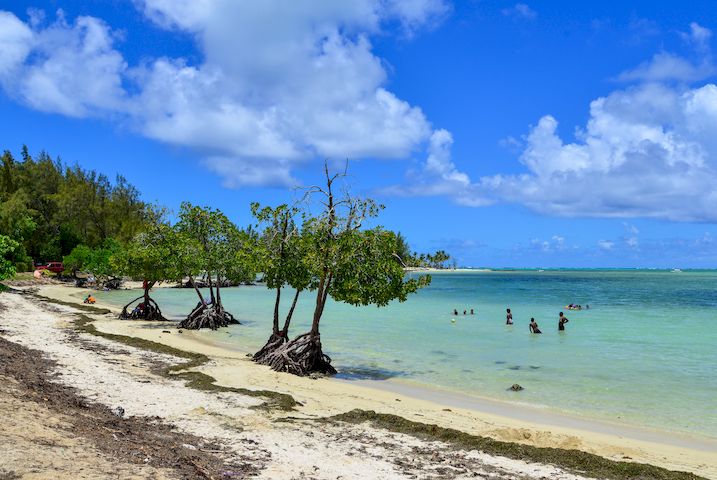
[178,303,239,330]
[252,332,288,363]
[119,295,166,321]
[258,332,336,376]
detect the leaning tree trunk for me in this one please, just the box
[258,278,334,376]
[254,288,301,363]
[119,282,165,320]
[178,275,238,330]
[253,286,284,361]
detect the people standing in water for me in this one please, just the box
[506,308,513,325]
[529,317,542,334]
[470,309,474,315]
[453,309,458,315]
[558,312,569,331]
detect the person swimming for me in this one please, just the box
[470,308,474,315]
[529,317,542,334]
[453,309,459,315]
[558,312,569,331]
[506,308,513,325]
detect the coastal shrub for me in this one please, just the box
[0,234,18,280]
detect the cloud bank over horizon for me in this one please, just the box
[387,21,717,223]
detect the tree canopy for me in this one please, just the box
[255,163,431,376]
[0,147,158,270]
[0,234,19,280]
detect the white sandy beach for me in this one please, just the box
[1,283,715,479]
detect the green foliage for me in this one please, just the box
[251,203,311,292]
[0,234,18,280]
[86,238,123,282]
[0,147,158,270]
[394,232,411,266]
[62,240,123,281]
[63,244,93,276]
[300,163,431,334]
[331,229,431,307]
[223,226,260,285]
[112,222,182,284]
[176,202,256,289]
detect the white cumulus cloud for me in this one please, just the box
[386,31,717,223]
[0,11,129,117]
[0,1,450,187]
[486,82,717,221]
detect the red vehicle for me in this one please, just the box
[36,262,64,274]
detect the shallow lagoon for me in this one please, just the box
[96,270,717,439]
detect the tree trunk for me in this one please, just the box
[257,164,339,375]
[281,289,301,336]
[143,281,152,308]
[179,274,238,330]
[215,274,222,308]
[254,288,301,362]
[188,276,206,305]
[273,287,281,334]
[207,274,216,305]
[257,280,334,376]
[178,304,238,330]
[255,332,335,376]
[118,281,165,321]
[310,273,332,336]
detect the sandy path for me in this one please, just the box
[0,290,597,479]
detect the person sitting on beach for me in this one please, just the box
[558,312,569,331]
[506,308,513,325]
[529,318,542,334]
[84,295,96,304]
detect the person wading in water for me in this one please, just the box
[558,312,569,331]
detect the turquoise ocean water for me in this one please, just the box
[95,270,717,439]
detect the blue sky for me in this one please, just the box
[1,1,716,268]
